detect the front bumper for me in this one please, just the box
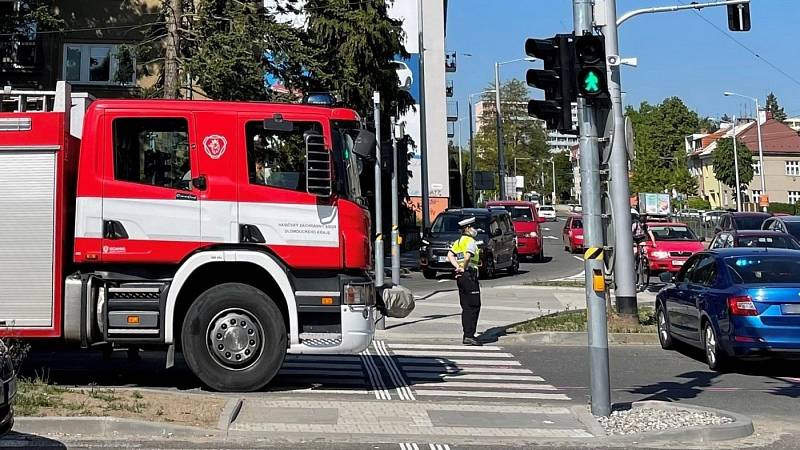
[649,258,688,273]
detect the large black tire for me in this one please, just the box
[481,254,496,279]
[507,252,519,275]
[422,268,437,279]
[0,405,12,436]
[656,305,674,350]
[181,283,286,392]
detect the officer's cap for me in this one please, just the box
[458,217,476,228]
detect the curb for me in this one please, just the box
[217,397,244,434]
[497,331,661,346]
[602,400,755,444]
[14,416,223,439]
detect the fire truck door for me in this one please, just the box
[100,113,201,263]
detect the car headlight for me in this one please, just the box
[527,232,538,238]
[422,239,430,245]
[651,251,670,259]
[344,283,375,306]
[575,234,583,239]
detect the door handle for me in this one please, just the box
[103,220,128,240]
[192,175,207,191]
[239,224,266,244]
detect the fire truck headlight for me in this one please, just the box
[344,283,375,306]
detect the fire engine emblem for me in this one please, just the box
[203,134,228,160]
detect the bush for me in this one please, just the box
[768,202,798,215]
[686,197,711,210]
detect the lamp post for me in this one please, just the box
[724,91,766,211]
[468,90,495,206]
[551,158,557,205]
[494,57,535,200]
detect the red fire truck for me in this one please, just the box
[0,82,380,391]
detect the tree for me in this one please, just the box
[627,97,701,196]
[720,113,732,123]
[473,79,550,199]
[765,92,787,122]
[713,137,754,206]
[0,1,64,35]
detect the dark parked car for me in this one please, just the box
[761,215,800,242]
[713,212,771,235]
[709,230,800,250]
[420,208,518,279]
[656,248,800,370]
[0,342,15,436]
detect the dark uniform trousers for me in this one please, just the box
[456,268,481,338]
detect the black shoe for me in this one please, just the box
[462,337,483,346]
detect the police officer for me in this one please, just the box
[447,217,482,346]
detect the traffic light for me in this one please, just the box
[574,34,608,103]
[727,3,751,32]
[525,34,575,133]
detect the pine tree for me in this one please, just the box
[765,92,787,122]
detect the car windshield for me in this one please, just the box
[540,206,554,212]
[493,206,533,222]
[738,235,800,249]
[431,215,489,234]
[649,225,698,241]
[784,222,800,239]
[734,216,767,230]
[331,121,364,204]
[725,256,800,284]
[572,219,583,228]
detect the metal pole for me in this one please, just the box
[495,62,507,200]
[417,0,431,228]
[469,98,476,206]
[391,116,401,286]
[551,158,557,205]
[754,99,766,211]
[733,115,742,212]
[575,0,611,417]
[373,92,385,289]
[603,0,638,318]
[617,0,749,26]
[457,120,465,207]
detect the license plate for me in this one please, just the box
[672,260,685,266]
[438,256,448,263]
[782,304,800,315]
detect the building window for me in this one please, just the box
[752,190,761,204]
[752,161,761,175]
[62,43,135,85]
[789,191,800,204]
[786,160,800,176]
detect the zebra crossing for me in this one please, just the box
[270,341,570,403]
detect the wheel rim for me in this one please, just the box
[207,308,264,370]
[705,325,716,366]
[658,310,668,343]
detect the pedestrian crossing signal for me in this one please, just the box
[574,34,609,103]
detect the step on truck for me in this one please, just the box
[0,82,385,391]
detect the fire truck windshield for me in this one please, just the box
[332,121,365,205]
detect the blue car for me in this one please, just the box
[656,248,800,370]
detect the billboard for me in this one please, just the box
[639,193,671,216]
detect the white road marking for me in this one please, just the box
[386,343,504,351]
[406,373,546,382]
[413,390,570,400]
[544,236,558,240]
[414,381,558,391]
[396,357,522,366]
[389,350,514,358]
[375,340,415,401]
[361,348,391,400]
[572,255,584,261]
[400,365,533,374]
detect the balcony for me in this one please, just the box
[446,80,454,98]
[0,39,39,71]
[445,52,457,73]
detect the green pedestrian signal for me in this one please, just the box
[583,70,601,93]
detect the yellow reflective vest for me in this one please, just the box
[450,235,480,268]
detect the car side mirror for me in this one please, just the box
[659,272,675,283]
[353,130,376,160]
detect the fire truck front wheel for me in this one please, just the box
[181,282,287,392]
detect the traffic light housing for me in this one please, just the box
[727,3,751,32]
[574,34,609,103]
[525,34,575,133]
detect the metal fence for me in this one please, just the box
[675,215,719,241]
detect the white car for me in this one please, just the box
[538,205,557,221]
[391,61,413,90]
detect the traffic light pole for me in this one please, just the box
[574,0,611,417]
[494,63,507,200]
[602,0,638,318]
[391,115,401,286]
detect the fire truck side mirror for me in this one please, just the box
[353,130,376,160]
[305,132,332,198]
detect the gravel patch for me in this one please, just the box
[597,407,734,435]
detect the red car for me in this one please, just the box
[486,201,545,262]
[563,214,584,253]
[643,222,705,273]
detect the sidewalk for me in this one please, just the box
[380,285,656,342]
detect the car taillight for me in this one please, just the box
[728,296,758,316]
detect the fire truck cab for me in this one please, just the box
[0,82,378,391]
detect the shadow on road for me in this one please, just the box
[0,432,68,449]
[384,313,461,330]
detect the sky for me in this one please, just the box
[447,0,799,142]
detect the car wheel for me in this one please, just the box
[0,405,13,436]
[656,306,674,350]
[703,322,729,371]
[181,283,286,392]
[507,252,519,274]
[482,255,496,279]
[422,268,437,279]
[535,248,545,263]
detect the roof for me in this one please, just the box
[724,212,771,218]
[646,222,687,227]
[730,230,793,236]
[771,215,800,223]
[691,118,800,158]
[690,122,756,157]
[88,99,359,120]
[708,247,800,257]
[442,208,503,216]
[486,201,535,207]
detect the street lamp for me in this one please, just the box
[494,57,535,200]
[468,89,495,205]
[551,157,557,205]
[724,91,766,211]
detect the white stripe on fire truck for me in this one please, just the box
[360,348,391,400]
[375,340,415,401]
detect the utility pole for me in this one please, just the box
[374,92,384,289]
[602,0,638,318]
[469,98,476,206]
[551,158,557,205]
[391,116,401,286]
[417,0,431,228]
[494,63,507,200]
[574,0,611,417]
[732,115,742,211]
